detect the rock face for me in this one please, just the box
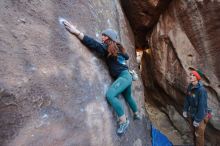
[121,0,220,145]
[0,0,150,146]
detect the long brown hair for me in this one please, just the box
[106,40,126,57]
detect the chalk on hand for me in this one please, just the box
[58,17,66,26]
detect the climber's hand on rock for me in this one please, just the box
[63,20,80,35]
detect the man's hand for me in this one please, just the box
[193,121,200,127]
[183,111,187,118]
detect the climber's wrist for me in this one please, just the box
[77,32,84,40]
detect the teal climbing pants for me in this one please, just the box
[106,70,138,117]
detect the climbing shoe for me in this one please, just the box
[133,113,141,120]
[117,119,129,135]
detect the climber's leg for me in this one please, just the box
[106,71,131,117]
[122,84,138,113]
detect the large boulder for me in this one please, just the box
[0,0,150,146]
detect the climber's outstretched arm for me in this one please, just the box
[63,20,107,56]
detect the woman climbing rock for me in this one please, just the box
[62,19,141,135]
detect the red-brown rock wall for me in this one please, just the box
[149,0,220,145]
[121,0,220,145]
[0,0,150,146]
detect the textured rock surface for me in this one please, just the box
[122,0,220,145]
[0,0,150,146]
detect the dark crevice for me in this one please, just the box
[141,49,185,112]
[120,0,172,48]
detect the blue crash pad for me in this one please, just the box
[151,125,173,146]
